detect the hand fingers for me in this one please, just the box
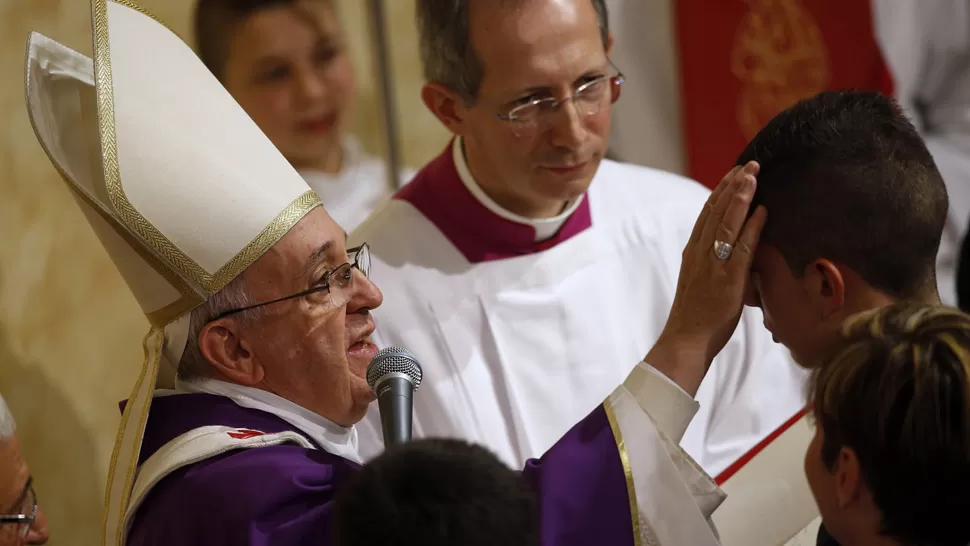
[702,161,759,248]
[715,170,757,248]
[730,204,767,272]
[685,166,742,256]
[707,165,742,215]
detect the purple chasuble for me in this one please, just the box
[394,141,592,262]
[125,394,637,545]
[126,394,357,546]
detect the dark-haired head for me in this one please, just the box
[739,90,948,366]
[333,438,539,546]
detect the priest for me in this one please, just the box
[349,0,807,475]
[25,1,768,544]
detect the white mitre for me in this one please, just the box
[24,0,320,544]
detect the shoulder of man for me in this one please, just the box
[594,159,712,212]
[126,443,355,546]
[590,160,713,248]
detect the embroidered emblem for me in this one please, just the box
[731,0,830,140]
[227,429,266,440]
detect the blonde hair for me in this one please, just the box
[811,303,970,545]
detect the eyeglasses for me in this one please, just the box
[212,243,371,321]
[495,60,624,134]
[0,477,37,539]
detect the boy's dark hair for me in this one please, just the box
[193,0,331,81]
[737,90,948,299]
[812,303,970,546]
[333,438,538,546]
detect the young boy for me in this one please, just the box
[193,0,413,231]
[332,438,538,546]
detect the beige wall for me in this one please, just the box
[0,0,447,544]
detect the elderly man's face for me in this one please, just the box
[214,207,384,425]
[456,0,614,217]
[0,437,49,545]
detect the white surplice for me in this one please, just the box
[874,0,970,306]
[300,137,415,233]
[350,138,810,477]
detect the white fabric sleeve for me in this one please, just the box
[622,361,699,443]
[600,363,726,545]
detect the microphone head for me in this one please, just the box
[366,347,423,391]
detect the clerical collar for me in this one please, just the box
[452,137,584,242]
[395,139,592,263]
[175,378,361,463]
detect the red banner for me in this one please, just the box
[675,0,894,188]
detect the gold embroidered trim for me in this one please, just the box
[91,0,320,295]
[209,190,322,289]
[93,0,216,290]
[79,3,322,544]
[102,326,163,546]
[65,186,205,315]
[24,48,206,327]
[604,399,643,546]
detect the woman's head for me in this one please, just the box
[805,303,970,546]
[194,0,357,172]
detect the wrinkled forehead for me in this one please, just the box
[470,0,608,91]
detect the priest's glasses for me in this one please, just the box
[0,476,37,540]
[212,243,372,320]
[495,59,624,136]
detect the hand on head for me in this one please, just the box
[646,162,765,395]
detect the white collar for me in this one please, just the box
[452,137,584,242]
[174,377,361,464]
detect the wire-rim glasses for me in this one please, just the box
[211,243,371,321]
[0,477,37,538]
[495,59,624,131]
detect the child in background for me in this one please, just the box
[193,0,414,231]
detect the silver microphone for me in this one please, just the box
[366,347,423,447]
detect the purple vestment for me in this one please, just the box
[126,393,636,545]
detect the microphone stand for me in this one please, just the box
[366,0,404,191]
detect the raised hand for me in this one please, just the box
[645,161,766,396]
